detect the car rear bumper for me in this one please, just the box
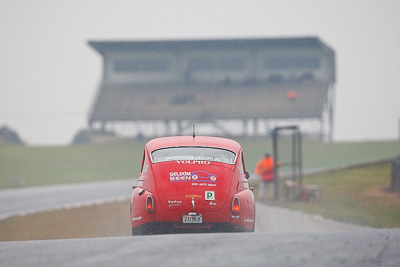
[132,222,253,235]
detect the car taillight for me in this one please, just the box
[146,195,154,212]
[232,197,240,213]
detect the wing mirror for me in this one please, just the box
[245,170,251,179]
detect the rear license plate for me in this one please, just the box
[182,214,202,223]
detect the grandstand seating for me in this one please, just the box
[89,81,328,123]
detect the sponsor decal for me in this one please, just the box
[169,170,217,184]
[205,191,215,200]
[185,194,202,198]
[209,202,217,206]
[244,218,254,223]
[168,200,182,207]
[169,171,193,182]
[177,160,210,165]
[191,183,216,187]
[131,216,142,222]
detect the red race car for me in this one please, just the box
[130,135,255,235]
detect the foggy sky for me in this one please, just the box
[0,0,399,145]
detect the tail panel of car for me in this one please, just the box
[229,189,256,231]
[130,187,155,228]
[152,161,234,213]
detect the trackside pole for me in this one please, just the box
[272,126,302,201]
[272,128,279,200]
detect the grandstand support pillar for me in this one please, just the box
[319,117,324,141]
[265,120,271,137]
[165,120,171,136]
[328,107,333,141]
[177,120,183,135]
[242,119,251,137]
[253,119,258,136]
[100,121,106,133]
[328,84,336,142]
[321,84,335,142]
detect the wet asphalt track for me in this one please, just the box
[1,230,400,267]
[0,180,134,219]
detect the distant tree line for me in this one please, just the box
[0,125,25,145]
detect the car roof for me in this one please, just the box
[145,136,242,153]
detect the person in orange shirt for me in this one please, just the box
[255,151,279,201]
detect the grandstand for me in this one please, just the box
[88,37,335,140]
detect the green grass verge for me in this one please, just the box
[275,162,400,228]
[0,141,146,188]
[237,137,400,172]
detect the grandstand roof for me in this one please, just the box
[89,37,333,54]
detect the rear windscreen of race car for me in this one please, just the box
[151,146,236,164]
